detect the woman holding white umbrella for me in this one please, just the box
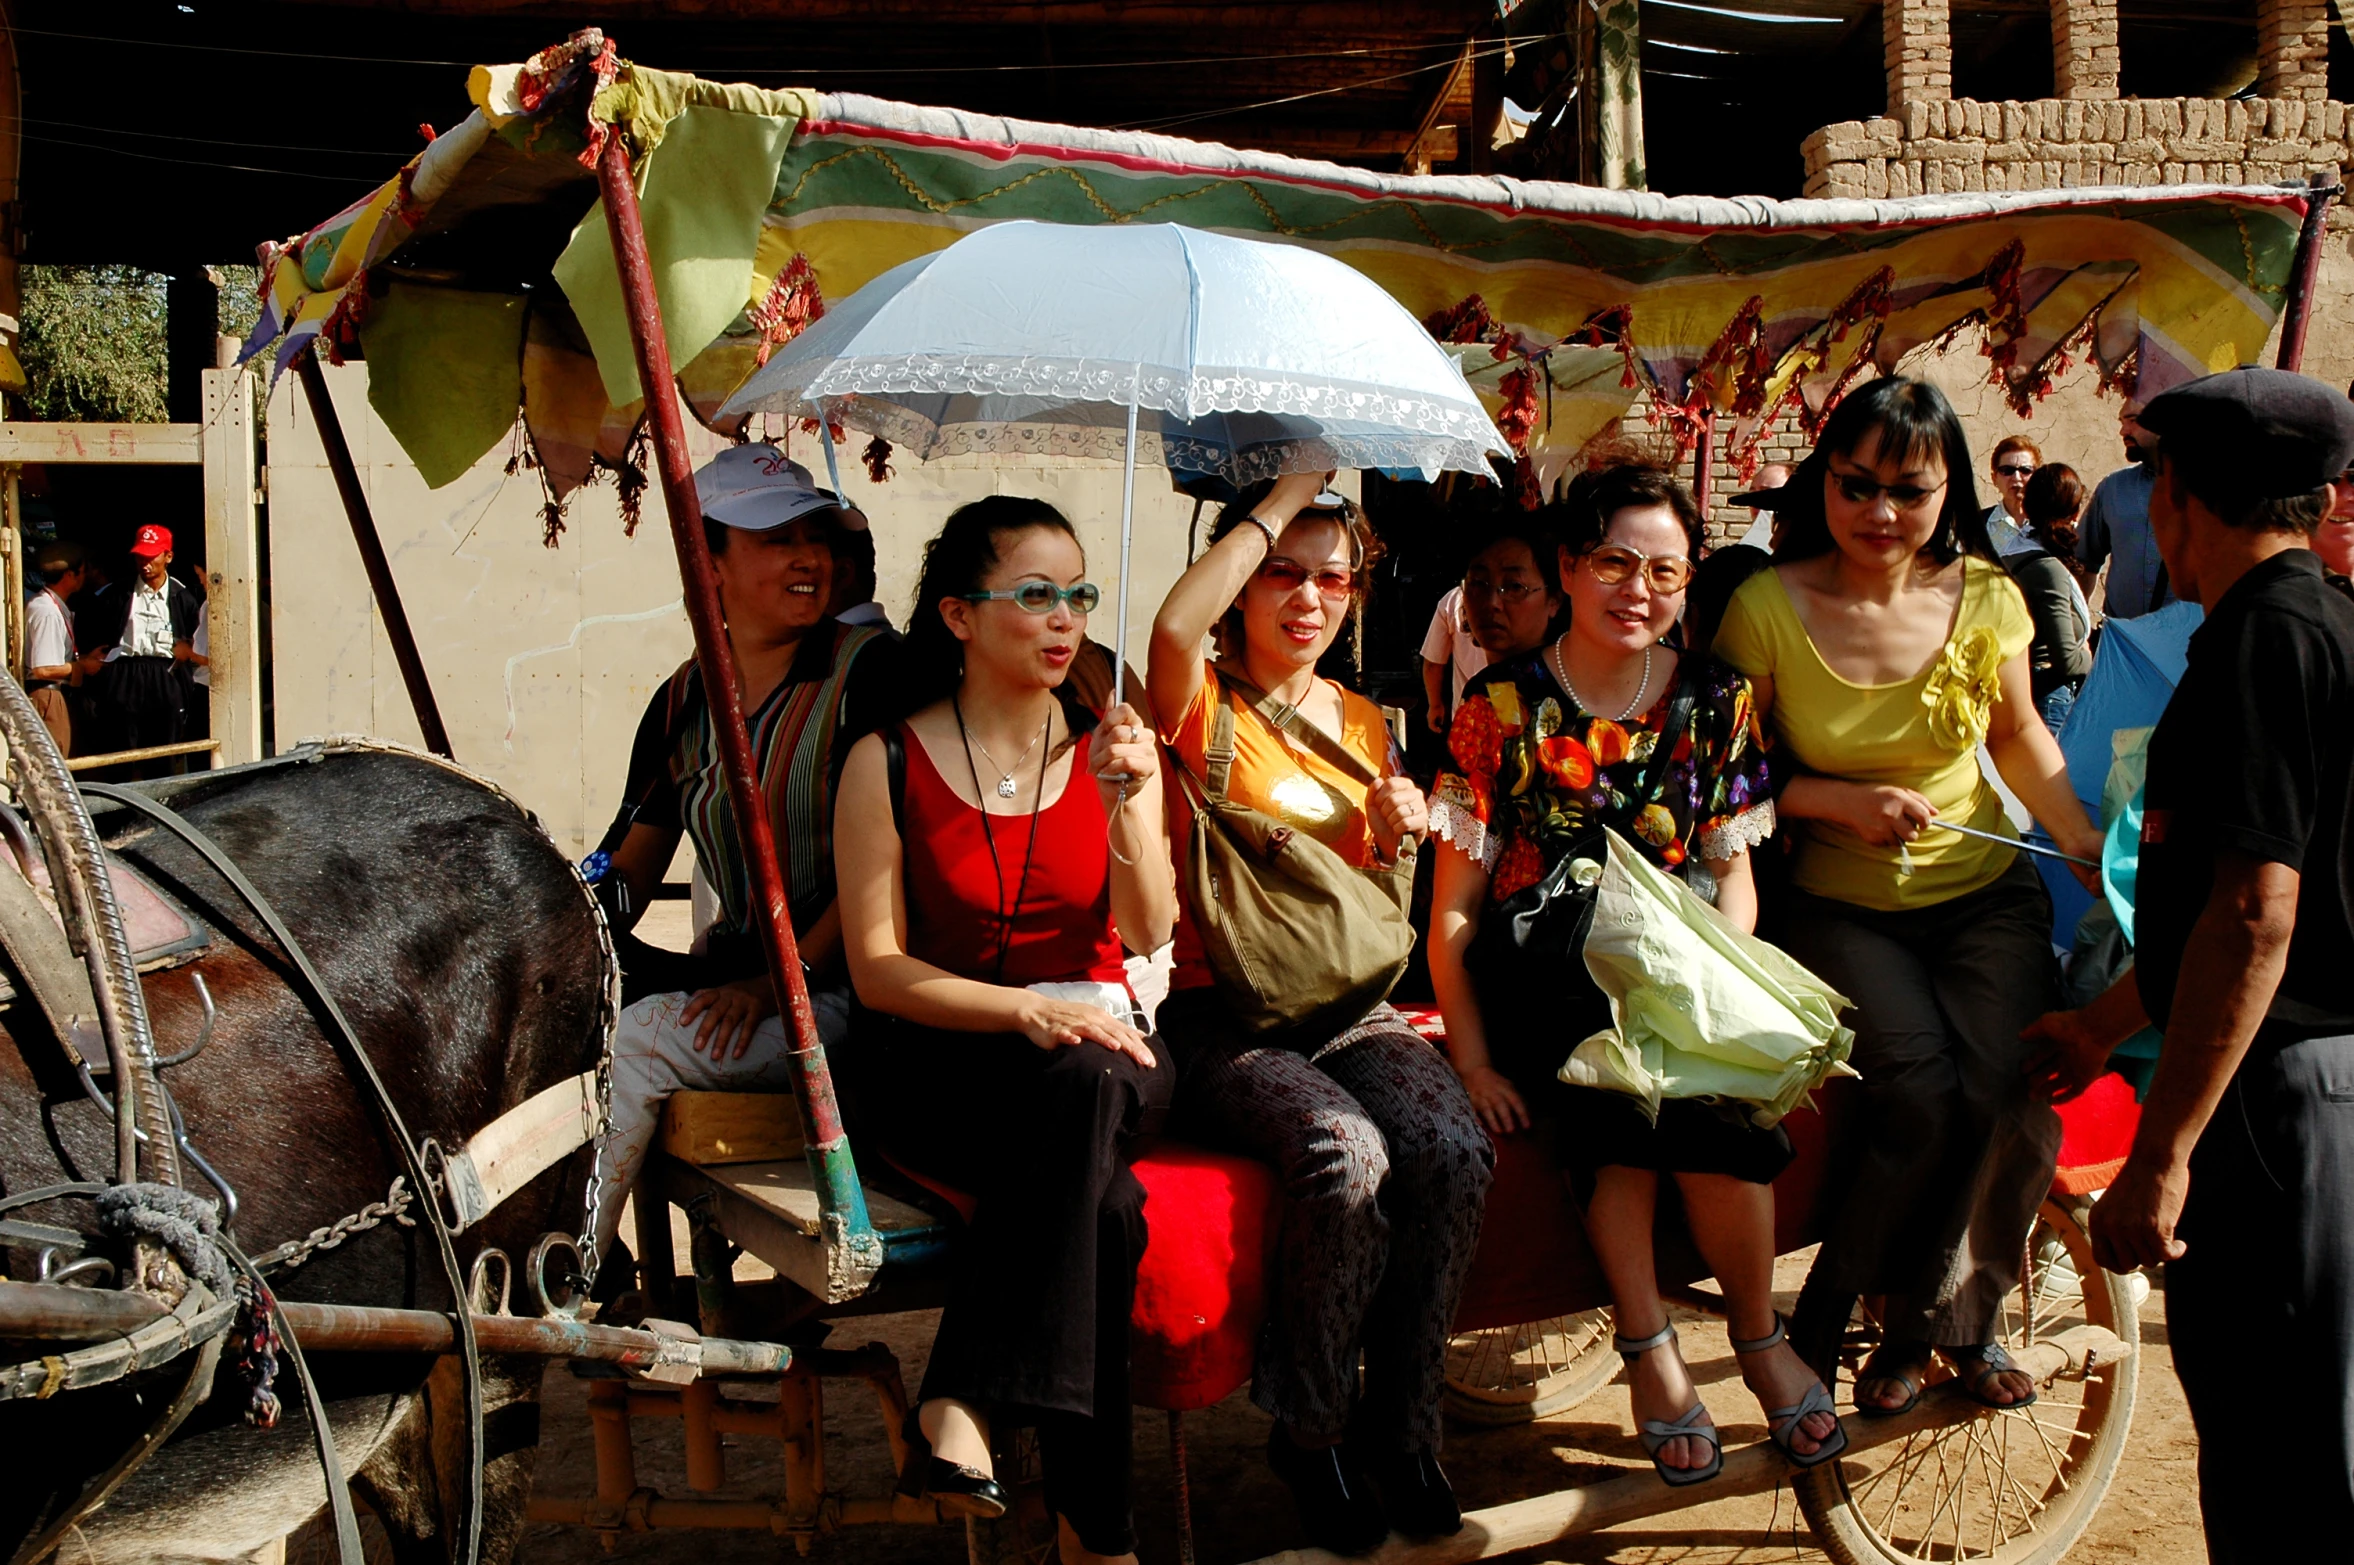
[1150,473,1492,1555]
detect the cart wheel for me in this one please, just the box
[1442,1309,1617,1425]
[1797,1195,2140,1564]
[965,1426,1058,1565]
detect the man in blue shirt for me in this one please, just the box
[2076,400,2172,619]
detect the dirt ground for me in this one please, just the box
[513,1243,2207,1565]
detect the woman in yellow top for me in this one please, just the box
[1149,474,1492,1556]
[1714,377,2104,1416]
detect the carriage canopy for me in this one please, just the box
[242,29,2312,508]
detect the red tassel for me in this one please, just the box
[862,437,894,483]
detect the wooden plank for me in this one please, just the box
[0,423,202,464]
[201,369,264,766]
[660,1091,805,1166]
[699,1159,941,1237]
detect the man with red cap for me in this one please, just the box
[85,524,203,767]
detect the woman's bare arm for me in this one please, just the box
[1984,649,2103,878]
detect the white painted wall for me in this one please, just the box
[265,365,1234,856]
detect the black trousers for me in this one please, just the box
[1784,858,2061,1345]
[2168,1031,2354,1562]
[97,655,183,757]
[862,1018,1172,1558]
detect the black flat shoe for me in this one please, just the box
[922,1456,1010,1519]
[1267,1426,1387,1556]
[1362,1447,1461,1539]
[898,1410,1009,1518]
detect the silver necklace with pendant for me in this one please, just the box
[1549,633,1655,722]
[961,711,1051,799]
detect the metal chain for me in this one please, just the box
[571,833,622,1295]
[248,1177,416,1273]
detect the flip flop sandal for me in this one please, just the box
[1730,1314,1850,1470]
[1615,1323,1724,1487]
[1853,1341,1934,1418]
[1940,1342,2040,1410]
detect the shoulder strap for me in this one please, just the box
[1204,684,1239,804]
[1629,664,1703,812]
[1215,671,1381,786]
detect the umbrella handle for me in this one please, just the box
[817,417,846,499]
[1113,376,1139,714]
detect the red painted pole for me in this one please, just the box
[295,346,455,759]
[593,137,867,1229]
[2275,171,2341,374]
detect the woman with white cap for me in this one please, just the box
[583,443,901,1277]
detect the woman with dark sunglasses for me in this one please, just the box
[1147,475,1492,1555]
[834,496,1174,1565]
[1712,377,2105,1418]
[1427,455,1836,1488]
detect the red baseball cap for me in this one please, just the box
[130,525,172,559]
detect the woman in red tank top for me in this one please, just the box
[835,497,1174,1565]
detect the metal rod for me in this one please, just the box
[2275,172,2341,373]
[593,136,873,1242]
[0,1282,790,1376]
[292,346,455,760]
[1922,818,2099,868]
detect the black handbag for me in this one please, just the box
[1461,669,1700,1087]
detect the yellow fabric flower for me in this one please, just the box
[1920,624,2006,750]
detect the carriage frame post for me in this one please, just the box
[293,345,456,760]
[593,133,879,1264]
[2274,170,2341,374]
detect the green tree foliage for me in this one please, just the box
[13,264,266,424]
[16,265,170,423]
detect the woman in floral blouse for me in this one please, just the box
[1712,377,2103,1419]
[1428,457,1841,1487]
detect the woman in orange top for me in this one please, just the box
[1148,474,1491,1556]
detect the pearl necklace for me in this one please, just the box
[1549,634,1655,722]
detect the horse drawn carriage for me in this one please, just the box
[3,29,2336,1565]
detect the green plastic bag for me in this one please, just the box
[1561,830,1858,1127]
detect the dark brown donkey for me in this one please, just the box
[0,746,615,1563]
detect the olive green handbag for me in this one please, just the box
[1172,673,1416,1045]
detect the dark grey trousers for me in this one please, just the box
[1784,858,2062,1344]
[1164,993,1494,1452]
[2168,1031,2354,1563]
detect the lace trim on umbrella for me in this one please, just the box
[733,352,1506,439]
[1697,799,1778,863]
[796,396,1500,482]
[1429,799,1501,873]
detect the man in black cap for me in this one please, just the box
[2023,365,2354,1557]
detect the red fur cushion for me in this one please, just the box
[881,1141,1278,1413]
[1128,1142,1280,1411]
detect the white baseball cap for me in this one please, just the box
[693,444,844,532]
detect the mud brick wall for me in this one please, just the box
[1803,97,2351,201]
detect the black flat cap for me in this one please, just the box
[2138,366,2354,500]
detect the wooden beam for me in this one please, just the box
[1235,1325,2128,1564]
[0,423,201,464]
[201,367,263,767]
[1405,37,1477,174]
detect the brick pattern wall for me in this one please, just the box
[2051,0,2120,102]
[1803,96,2352,199]
[2256,0,2332,102]
[1885,0,1953,106]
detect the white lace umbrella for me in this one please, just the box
[718,220,1509,697]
